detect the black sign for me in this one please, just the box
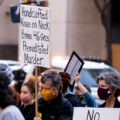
[64,51,84,85]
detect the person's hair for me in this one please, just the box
[41,71,63,93]
[96,72,120,97]
[0,73,11,88]
[14,81,23,93]
[59,72,71,93]
[22,75,37,94]
[0,73,16,109]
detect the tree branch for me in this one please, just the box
[94,0,111,31]
[94,0,112,65]
[94,0,103,13]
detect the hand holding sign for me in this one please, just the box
[34,117,42,120]
[20,4,51,118]
[75,73,88,94]
[75,72,80,83]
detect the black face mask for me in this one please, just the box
[97,87,111,100]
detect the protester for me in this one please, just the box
[0,64,25,120]
[75,73,98,107]
[34,70,73,120]
[59,72,83,107]
[73,83,92,106]
[96,72,120,107]
[19,76,36,120]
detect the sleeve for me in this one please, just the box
[58,100,73,120]
[3,113,16,120]
[83,91,98,107]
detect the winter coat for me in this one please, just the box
[38,93,73,120]
[19,104,35,120]
[64,94,84,107]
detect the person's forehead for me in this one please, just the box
[98,79,107,84]
[41,80,54,87]
[21,85,30,92]
[98,79,110,87]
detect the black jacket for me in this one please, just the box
[38,93,73,120]
[64,94,84,107]
[19,104,35,120]
[99,98,120,108]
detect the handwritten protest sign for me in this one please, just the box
[64,51,84,85]
[20,4,51,68]
[73,107,120,120]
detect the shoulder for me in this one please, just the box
[38,97,45,107]
[58,97,73,119]
[1,105,25,120]
[65,94,82,107]
[4,105,21,113]
[20,104,35,113]
[61,97,69,105]
[38,97,44,103]
[19,104,24,110]
[61,98,73,112]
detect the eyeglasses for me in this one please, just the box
[40,86,55,91]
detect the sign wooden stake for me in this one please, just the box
[35,66,38,117]
[20,4,51,117]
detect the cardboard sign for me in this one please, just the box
[64,51,84,85]
[73,107,120,120]
[19,5,51,68]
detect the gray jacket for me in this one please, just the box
[0,105,25,120]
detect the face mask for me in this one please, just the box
[41,89,56,101]
[20,94,32,104]
[97,87,110,100]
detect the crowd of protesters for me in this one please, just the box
[0,63,120,120]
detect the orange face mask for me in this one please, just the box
[41,89,56,101]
